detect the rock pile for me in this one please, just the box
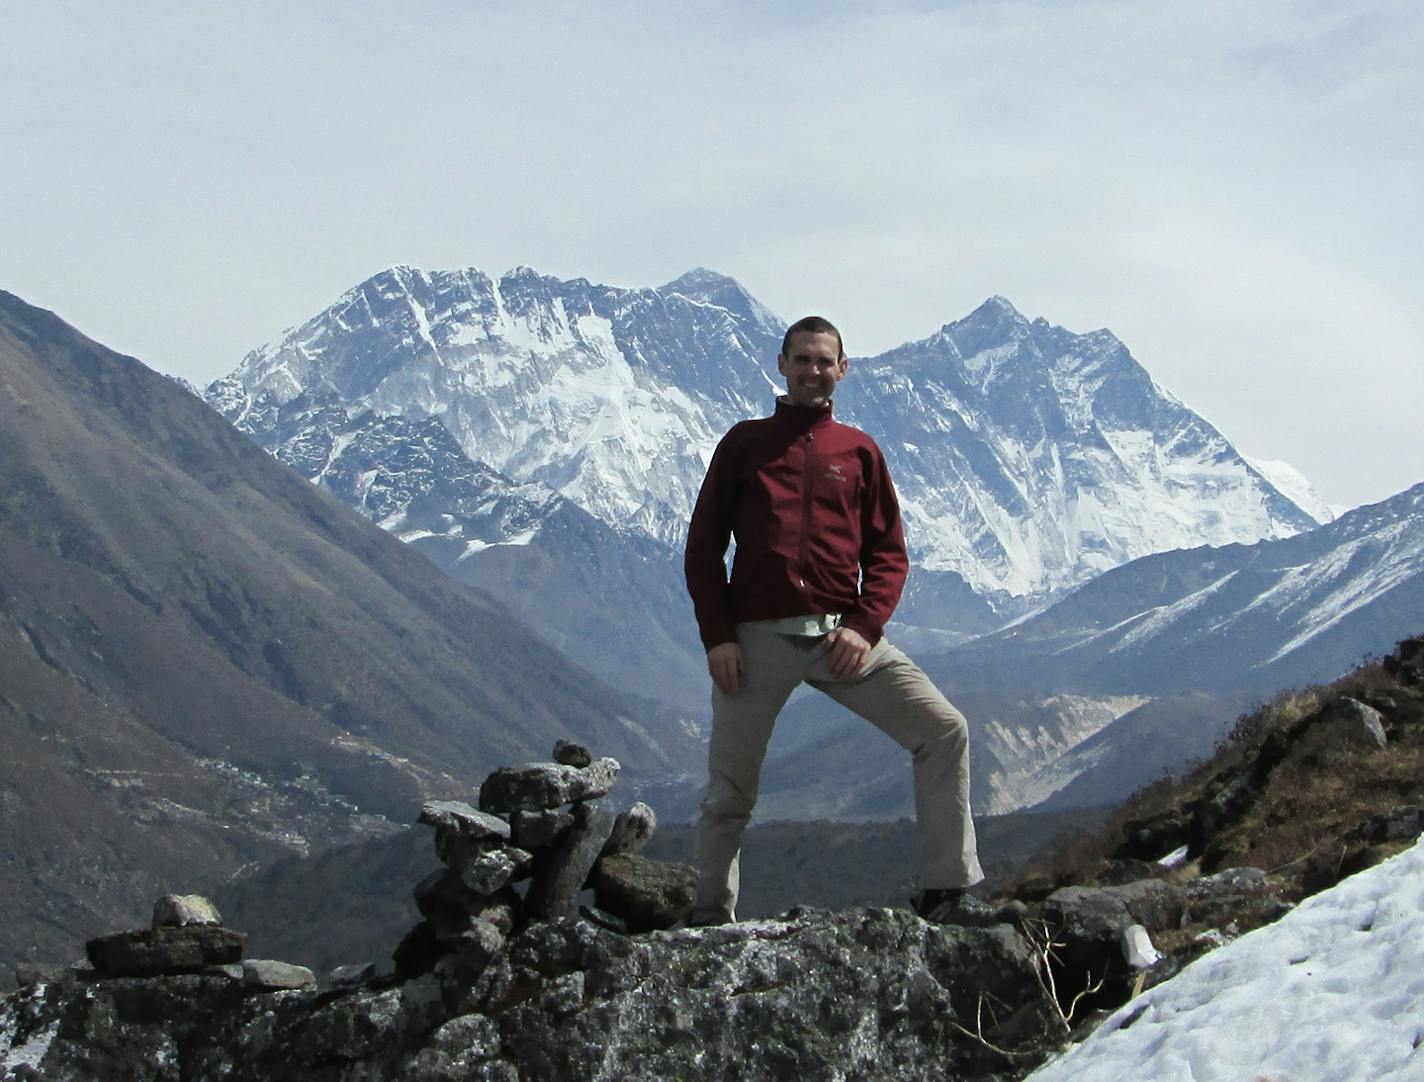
[73,895,316,992]
[394,742,696,983]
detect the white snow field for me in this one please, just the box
[1026,836,1424,1081]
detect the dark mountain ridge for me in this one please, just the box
[0,290,701,978]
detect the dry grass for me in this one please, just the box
[1011,644,1424,900]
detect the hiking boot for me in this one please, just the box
[913,888,1000,927]
[686,908,733,928]
[912,887,965,922]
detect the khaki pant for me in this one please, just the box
[693,623,984,922]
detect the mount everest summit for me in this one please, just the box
[204,265,1327,705]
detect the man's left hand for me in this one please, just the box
[825,626,872,679]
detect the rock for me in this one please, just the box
[592,853,696,932]
[459,846,535,895]
[511,808,575,850]
[1043,885,1134,962]
[1118,810,1192,861]
[552,740,593,768]
[1097,858,1155,886]
[1119,924,1161,969]
[206,963,245,981]
[392,920,443,979]
[1104,878,1184,931]
[419,800,512,842]
[601,802,657,858]
[1291,697,1388,760]
[243,959,317,991]
[301,987,406,1064]
[1040,880,1180,978]
[328,962,377,989]
[478,758,621,814]
[524,802,617,921]
[1189,770,1258,859]
[14,962,75,988]
[1382,636,1424,686]
[1181,866,1276,927]
[152,894,223,928]
[421,801,513,871]
[414,870,520,938]
[1345,805,1424,845]
[5,909,1062,1080]
[436,919,506,983]
[86,925,244,977]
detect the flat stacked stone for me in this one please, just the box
[395,743,698,983]
[87,923,244,978]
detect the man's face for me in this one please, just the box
[777,330,847,409]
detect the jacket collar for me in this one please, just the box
[772,395,835,431]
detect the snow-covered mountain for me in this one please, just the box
[837,298,1323,603]
[931,481,1424,695]
[206,264,1324,623]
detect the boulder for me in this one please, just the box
[419,800,512,842]
[328,962,377,989]
[1040,879,1180,981]
[601,802,657,858]
[1345,804,1424,845]
[5,910,1063,1080]
[592,853,696,932]
[478,758,621,814]
[1290,697,1388,761]
[1180,866,1274,927]
[86,925,244,978]
[511,808,575,850]
[243,959,317,991]
[552,740,593,768]
[436,919,506,983]
[413,870,520,938]
[458,846,535,895]
[1118,810,1191,861]
[524,802,617,921]
[1104,878,1184,931]
[14,962,76,988]
[152,894,223,928]
[392,921,443,979]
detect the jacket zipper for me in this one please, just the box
[798,429,814,590]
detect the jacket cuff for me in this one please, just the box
[839,615,883,647]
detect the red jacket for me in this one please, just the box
[684,398,909,651]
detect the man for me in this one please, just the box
[684,315,983,926]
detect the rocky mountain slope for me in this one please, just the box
[203,266,1324,707]
[6,637,1420,1081]
[0,291,701,979]
[930,481,1424,696]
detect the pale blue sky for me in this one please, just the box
[3,1,1420,510]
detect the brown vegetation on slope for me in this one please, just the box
[1014,635,1424,959]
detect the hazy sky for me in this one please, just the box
[4,1,1420,511]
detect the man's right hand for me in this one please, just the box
[707,642,744,695]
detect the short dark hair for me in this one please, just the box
[780,316,844,360]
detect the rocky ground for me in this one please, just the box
[4,637,1421,1081]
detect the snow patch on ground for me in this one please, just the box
[1027,836,1424,1081]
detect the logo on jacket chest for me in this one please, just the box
[823,463,848,483]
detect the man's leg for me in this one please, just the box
[692,625,804,922]
[809,641,984,890]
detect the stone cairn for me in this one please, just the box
[72,894,317,991]
[393,740,695,983]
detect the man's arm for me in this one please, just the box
[684,432,741,681]
[838,443,909,648]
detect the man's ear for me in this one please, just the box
[776,353,789,376]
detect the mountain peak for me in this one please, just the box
[660,268,781,334]
[662,267,739,293]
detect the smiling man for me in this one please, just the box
[684,315,984,925]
